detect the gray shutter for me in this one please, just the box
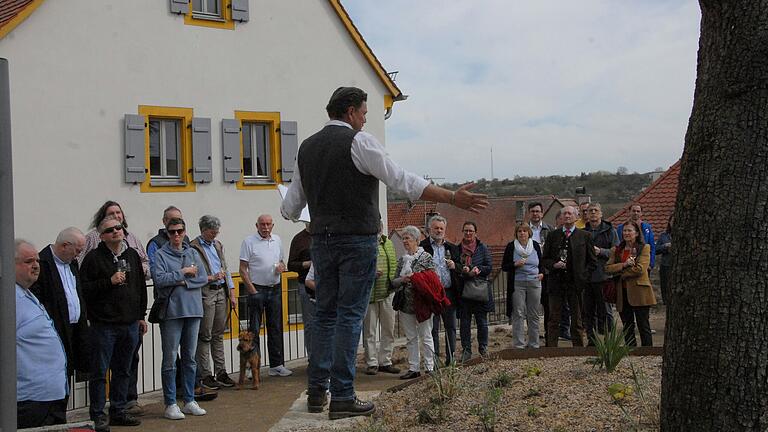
[231,0,249,22]
[124,114,146,184]
[170,0,189,14]
[222,119,242,183]
[191,117,212,183]
[280,121,298,182]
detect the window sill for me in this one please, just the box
[191,12,226,22]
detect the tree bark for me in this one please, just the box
[661,1,768,430]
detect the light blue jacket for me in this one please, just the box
[151,242,208,319]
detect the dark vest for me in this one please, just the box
[298,124,380,235]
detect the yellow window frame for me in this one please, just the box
[137,105,196,193]
[184,0,235,30]
[225,271,303,340]
[235,111,282,190]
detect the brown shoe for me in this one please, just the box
[364,366,378,375]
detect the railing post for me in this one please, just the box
[0,57,18,432]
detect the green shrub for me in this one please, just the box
[590,325,633,373]
[492,370,513,388]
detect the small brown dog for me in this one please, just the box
[236,331,261,390]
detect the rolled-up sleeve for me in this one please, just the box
[280,160,307,221]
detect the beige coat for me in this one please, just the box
[605,243,656,312]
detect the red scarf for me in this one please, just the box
[461,239,477,266]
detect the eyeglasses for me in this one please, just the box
[167,228,186,236]
[463,230,476,233]
[102,224,123,234]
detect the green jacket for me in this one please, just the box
[370,236,397,303]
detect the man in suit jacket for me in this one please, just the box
[541,206,596,347]
[420,215,461,365]
[31,227,91,377]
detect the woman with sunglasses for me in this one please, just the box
[151,218,209,420]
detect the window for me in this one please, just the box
[174,0,250,30]
[242,121,272,180]
[192,0,223,20]
[149,119,182,183]
[234,111,281,190]
[136,105,196,193]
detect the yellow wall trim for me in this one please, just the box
[184,0,235,30]
[0,0,46,40]
[137,105,196,193]
[327,0,403,102]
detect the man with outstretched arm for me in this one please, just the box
[281,86,487,420]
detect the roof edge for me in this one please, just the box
[607,160,682,222]
[0,0,45,40]
[328,0,404,101]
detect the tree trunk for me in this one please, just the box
[661,1,768,430]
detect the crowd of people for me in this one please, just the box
[13,86,671,428]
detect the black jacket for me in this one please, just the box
[419,238,461,302]
[583,220,619,282]
[81,242,148,324]
[456,239,494,313]
[31,245,91,375]
[541,227,596,294]
[501,240,543,317]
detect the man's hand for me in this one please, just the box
[454,183,489,213]
[229,290,237,306]
[246,284,257,295]
[446,259,456,270]
[593,246,601,255]
[553,261,566,270]
[110,272,126,285]
[138,320,148,336]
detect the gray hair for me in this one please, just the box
[15,239,35,259]
[98,215,120,233]
[402,225,421,242]
[427,214,447,227]
[559,206,577,217]
[587,202,602,211]
[199,215,221,231]
[55,227,84,246]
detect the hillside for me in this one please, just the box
[388,171,654,217]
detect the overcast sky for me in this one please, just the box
[344,1,701,183]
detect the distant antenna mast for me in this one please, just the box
[490,146,494,179]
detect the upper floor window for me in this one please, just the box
[149,118,182,184]
[170,0,249,30]
[242,121,272,181]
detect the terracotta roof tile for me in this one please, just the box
[608,160,680,232]
[0,0,34,34]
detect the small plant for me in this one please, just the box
[526,405,540,417]
[417,407,439,425]
[354,417,387,432]
[525,365,542,377]
[524,386,542,398]
[590,324,633,373]
[471,387,503,432]
[492,370,513,388]
[609,362,660,431]
[429,362,465,404]
[607,382,634,402]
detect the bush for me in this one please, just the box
[590,325,633,373]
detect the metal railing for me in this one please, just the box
[67,273,510,410]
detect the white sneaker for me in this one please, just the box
[269,365,293,377]
[182,400,207,416]
[164,404,185,420]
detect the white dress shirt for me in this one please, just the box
[281,120,430,220]
[52,250,81,323]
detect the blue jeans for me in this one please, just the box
[432,305,457,364]
[247,286,284,367]
[89,322,139,420]
[308,234,377,401]
[160,318,201,406]
[459,306,488,355]
[298,282,316,357]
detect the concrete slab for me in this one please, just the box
[268,391,380,432]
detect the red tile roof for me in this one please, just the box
[386,201,437,232]
[0,0,36,38]
[608,160,680,232]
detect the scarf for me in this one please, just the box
[400,247,425,277]
[514,239,534,257]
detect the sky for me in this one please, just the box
[344,1,701,183]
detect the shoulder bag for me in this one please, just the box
[148,286,178,324]
[461,277,489,302]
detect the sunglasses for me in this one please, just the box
[167,228,186,236]
[102,224,123,234]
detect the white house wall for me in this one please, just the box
[0,0,391,257]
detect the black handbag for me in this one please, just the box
[147,286,177,324]
[392,288,406,312]
[461,277,489,302]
